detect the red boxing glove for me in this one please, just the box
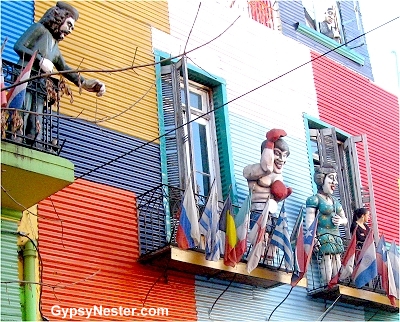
[270,180,292,202]
[266,129,287,142]
[265,129,287,149]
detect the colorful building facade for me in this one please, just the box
[1,0,398,320]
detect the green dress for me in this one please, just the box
[306,194,344,255]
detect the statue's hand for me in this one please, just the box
[82,79,106,97]
[332,214,345,226]
[39,58,54,73]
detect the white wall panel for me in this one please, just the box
[152,0,319,140]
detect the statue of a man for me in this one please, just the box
[243,129,292,240]
[13,1,105,142]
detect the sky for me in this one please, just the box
[359,0,400,96]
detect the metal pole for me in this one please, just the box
[23,241,37,321]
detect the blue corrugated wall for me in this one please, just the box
[278,0,373,80]
[0,0,34,63]
[57,116,162,195]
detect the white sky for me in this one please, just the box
[359,0,400,95]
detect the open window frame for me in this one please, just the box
[154,50,238,240]
[304,114,379,243]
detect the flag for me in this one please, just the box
[388,242,400,299]
[290,205,304,250]
[352,230,377,288]
[176,180,200,250]
[6,51,37,109]
[218,195,236,267]
[376,235,389,294]
[387,252,398,306]
[291,215,318,287]
[232,191,252,264]
[377,235,397,306]
[270,204,293,271]
[1,54,7,107]
[328,231,356,289]
[199,182,221,261]
[246,199,270,273]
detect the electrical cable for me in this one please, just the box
[266,286,293,321]
[76,16,399,180]
[316,295,342,321]
[208,273,236,319]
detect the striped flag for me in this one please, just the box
[218,195,236,267]
[199,182,221,261]
[352,230,377,288]
[246,199,270,273]
[1,54,7,107]
[291,215,318,287]
[388,242,400,299]
[328,231,357,289]
[176,180,200,250]
[232,191,252,264]
[387,252,398,305]
[376,235,397,306]
[6,51,37,110]
[270,204,293,271]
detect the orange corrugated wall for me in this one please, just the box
[38,179,197,320]
[311,51,399,243]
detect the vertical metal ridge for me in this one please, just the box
[311,51,399,243]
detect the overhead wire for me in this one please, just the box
[77,16,399,180]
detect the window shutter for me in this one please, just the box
[315,127,350,238]
[160,59,191,189]
[343,134,379,243]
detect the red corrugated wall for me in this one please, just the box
[311,51,399,243]
[38,179,197,320]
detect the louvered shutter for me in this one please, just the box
[313,128,378,241]
[160,58,193,190]
[315,127,350,238]
[343,134,378,243]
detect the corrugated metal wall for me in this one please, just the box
[195,276,366,321]
[33,0,169,141]
[311,51,399,243]
[278,0,373,80]
[56,115,161,195]
[38,179,198,320]
[1,219,22,321]
[0,0,33,63]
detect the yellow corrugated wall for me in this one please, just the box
[35,1,170,141]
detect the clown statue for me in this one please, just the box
[306,165,348,285]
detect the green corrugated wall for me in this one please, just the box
[1,219,22,321]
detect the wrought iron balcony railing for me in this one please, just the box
[1,59,63,154]
[138,184,396,308]
[137,184,291,272]
[307,235,386,295]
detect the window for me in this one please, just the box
[303,0,343,43]
[158,55,236,204]
[305,117,378,242]
[181,83,216,198]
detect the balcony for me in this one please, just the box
[307,236,398,312]
[138,184,399,310]
[137,184,305,289]
[1,60,74,212]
